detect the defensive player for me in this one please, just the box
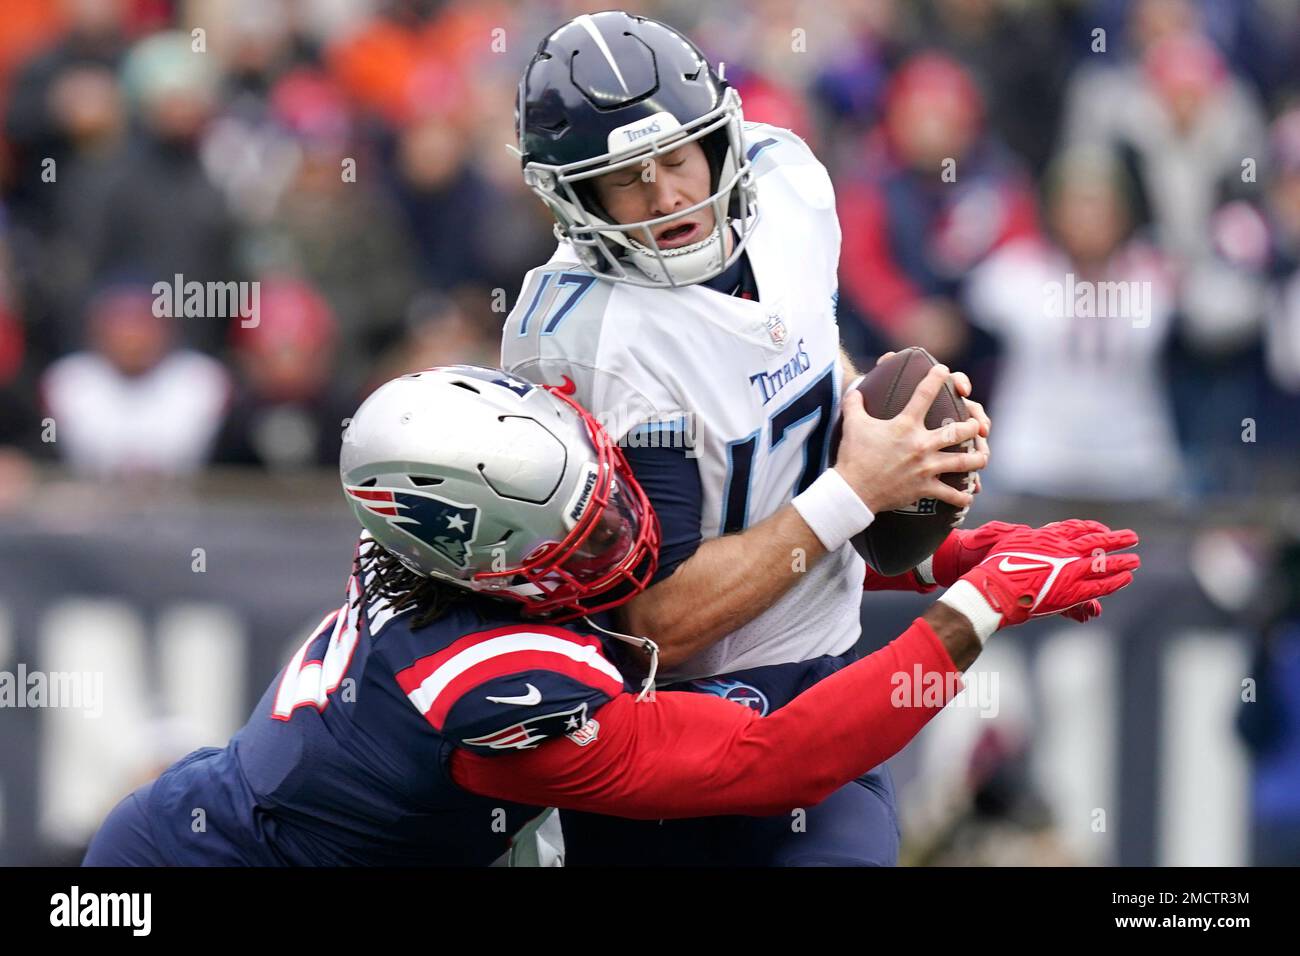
[504,11,1013,864]
[82,367,1138,865]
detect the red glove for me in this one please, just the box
[862,521,1031,594]
[923,521,1103,623]
[1058,599,1102,623]
[922,521,1033,587]
[937,519,1139,642]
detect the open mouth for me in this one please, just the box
[653,220,704,249]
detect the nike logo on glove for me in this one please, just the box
[997,557,1053,573]
[985,551,1080,612]
[486,683,542,706]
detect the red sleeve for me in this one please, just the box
[450,617,961,818]
[837,181,922,336]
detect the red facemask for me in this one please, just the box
[471,384,661,620]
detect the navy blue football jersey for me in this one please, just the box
[140,542,630,865]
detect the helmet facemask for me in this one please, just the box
[470,384,660,621]
[522,86,759,289]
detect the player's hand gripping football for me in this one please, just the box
[873,350,992,495]
[939,519,1140,640]
[835,364,987,514]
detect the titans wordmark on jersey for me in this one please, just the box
[501,123,866,681]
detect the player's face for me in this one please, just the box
[592,141,718,250]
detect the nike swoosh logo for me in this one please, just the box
[486,683,541,706]
[998,557,1052,573]
[986,551,1081,612]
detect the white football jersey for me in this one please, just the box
[501,123,864,681]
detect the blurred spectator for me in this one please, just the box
[390,115,499,292]
[1237,532,1300,866]
[1064,17,1274,495]
[384,103,560,311]
[324,0,547,321]
[1245,108,1300,487]
[2,0,133,361]
[199,0,333,227]
[806,0,898,147]
[206,0,323,94]
[0,304,34,445]
[0,297,40,511]
[213,278,354,471]
[200,73,308,229]
[188,0,368,61]
[2,0,129,222]
[730,70,813,146]
[913,0,1076,174]
[0,220,40,449]
[243,67,419,386]
[0,202,43,514]
[40,283,228,477]
[0,0,69,98]
[1263,110,1300,394]
[33,57,127,361]
[365,291,500,395]
[75,31,240,355]
[1084,0,1293,102]
[965,146,1182,500]
[1064,28,1268,346]
[836,51,1038,367]
[325,0,511,129]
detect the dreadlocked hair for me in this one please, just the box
[352,536,473,631]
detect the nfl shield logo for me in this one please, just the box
[765,312,788,348]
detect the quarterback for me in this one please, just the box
[503,11,1026,864]
[81,367,1140,865]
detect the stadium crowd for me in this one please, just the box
[0,0,1297,497]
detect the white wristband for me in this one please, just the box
[937,579,1002,646]
[915,555,937,586]
[791,468,874,552]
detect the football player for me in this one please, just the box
[82,367,1138,865]
[503,11,1050,864]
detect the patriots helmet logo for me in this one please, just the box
[346,485,480,569]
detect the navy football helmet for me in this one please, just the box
[516,11,758,288]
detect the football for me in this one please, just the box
[829,347,973,576]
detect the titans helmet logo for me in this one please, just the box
[687,678,770,715]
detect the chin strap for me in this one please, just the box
[581,616,659,701]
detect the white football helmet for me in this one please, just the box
[340,366,659,619]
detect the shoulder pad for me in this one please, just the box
[502,264,616,371]
[742,122,820,171]
[500,271,677,440]
[394,624,625,753]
